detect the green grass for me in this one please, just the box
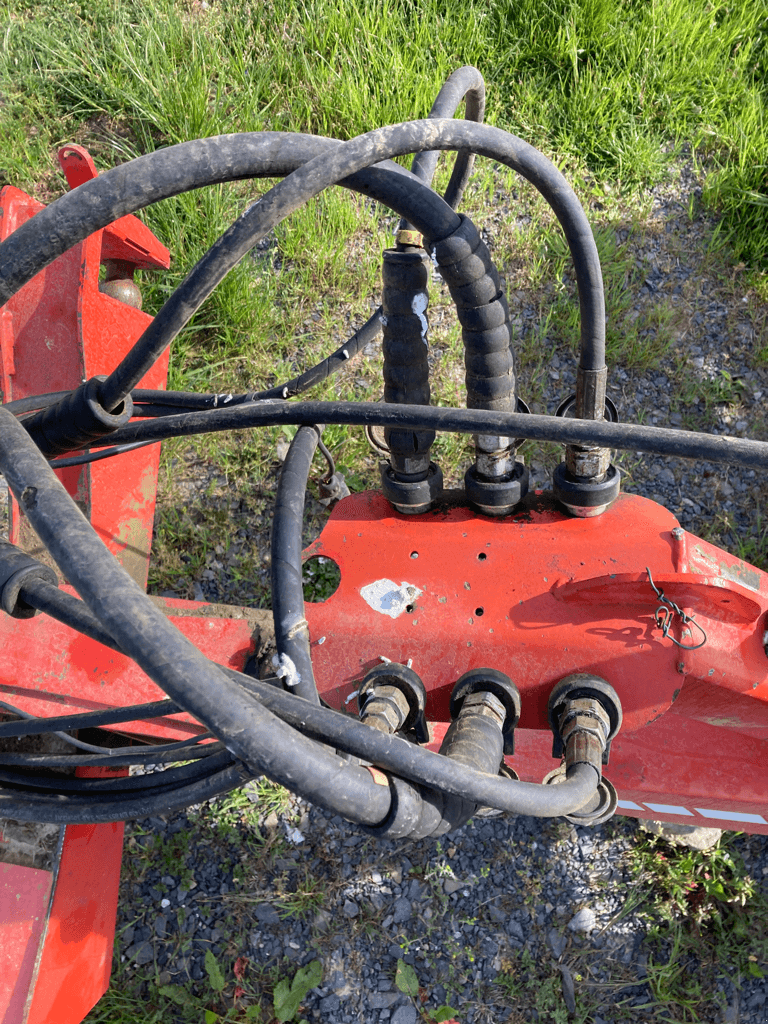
[625,830,768,1021]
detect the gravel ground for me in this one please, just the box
[87,159,768,1020]
[116,799,768,1024]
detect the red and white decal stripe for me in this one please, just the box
[617,800,767,825]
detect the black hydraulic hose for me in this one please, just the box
[103,400,768,470]
[19,574,143,652]
[0,763,249,824]
[5,391,74,414]
[403,65,485,224]
[0,123,604,414]
[0,406,392,827]
[0,748,236,794]
[0,695,181,738]
[48,440,156,469]
[271,426,321,704]
[0,742,225,768]
[95,120,604,412]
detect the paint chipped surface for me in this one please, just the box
[411,291,429,346]
[360,579,423,619]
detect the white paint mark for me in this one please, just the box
[360,579,423,619]
[272,652,301,688]
[380,315,388,327]
[643,803,694,816]
[695,808,768,824]
[342,348,350,359]
[411,291,429,347]
[617,800,644,811]
[282,386,289,399]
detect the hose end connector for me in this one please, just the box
[450,667,521,755]
[358,662,428,742]
[548,673,622,772]
[546,674,622,826]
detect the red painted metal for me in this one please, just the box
[0,861,55,1023]
[302,490,768,833]
[0,589,259,742]
[24,809,125,1024]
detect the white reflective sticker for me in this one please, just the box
[617,800,644,811]
[643,803,694,816]
[360,579,423,619]
[694,808,768,824]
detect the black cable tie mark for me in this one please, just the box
[646,567,707,650]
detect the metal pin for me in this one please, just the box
[317,636,326,645]
[378,655,391,663]
[344,690,359,705]
[406,658,413,669]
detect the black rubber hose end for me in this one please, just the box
[552,462,620,518]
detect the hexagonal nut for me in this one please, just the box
[461,689,506,725]
[361,686,410,734]
[566,445,611,480]
[560,712,608,747]
[476,434,514,453]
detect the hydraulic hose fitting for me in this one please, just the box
[23,375,134,458]
[546,673,622,825]
[553,367,620,517]
[449,667,521,756]
[363,667,520,842]
[379,248,443,514]
[429,215,527,516]
[358,662,429,742]
[548,673,622,769]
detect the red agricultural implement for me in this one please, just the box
[1,68,767,1022]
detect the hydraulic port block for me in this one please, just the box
[358,662,429,742]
